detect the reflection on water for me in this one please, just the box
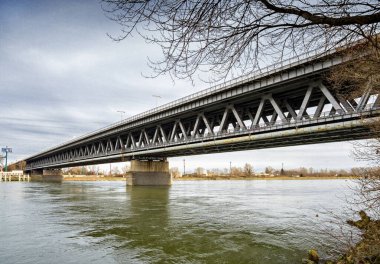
[0,180,354,264]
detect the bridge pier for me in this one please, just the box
[127,159,172,186]
[30,169,43,181]
[30,169,63,182]
[42,169,63,182]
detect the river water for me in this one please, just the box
[0,180,355,264]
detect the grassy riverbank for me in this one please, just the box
[177,175,358,181]
[62,175,357,181]
[63,175,125,181]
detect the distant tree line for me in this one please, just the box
[172,164,356,178]
[6,160,26,171]
[62,164,130,177]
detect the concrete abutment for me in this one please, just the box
[30,169,63,182]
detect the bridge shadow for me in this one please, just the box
[126,185,171,235]
[75,185,171,252]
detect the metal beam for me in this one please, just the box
[178,120,188,140]
[129,133,136,149]
[138,131,144,147]
[143,130,150,146]
[192,115,201,137]
[246,109,255,124]
[219,107,229,132]
[201,114,214,135]
[152,127,159,145]
[267,95,287,122]
[284,100,297,120]
[319,83,344,114]
[314,96,326,118]
[337,94,354,113]
[356,90,371,111]
[170,122,178,142]
[253,98,265,126]
[230,105,246,130]
[270,110,278,123]
[158,125,168,143]
[297,86,313,120]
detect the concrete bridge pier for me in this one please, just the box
[30,169,63,182]
[30,169,43,181]
[42,169,63,182]
[127,159,172,186]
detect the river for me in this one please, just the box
[0,180,355,264]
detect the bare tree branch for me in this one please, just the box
[102,0,380,81]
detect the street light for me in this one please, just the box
[152,95,162,107]
[1,146,12,172]
[117,110,126,122]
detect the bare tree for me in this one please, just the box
[103,0,380,81]
[231,166,243,176]
[111,166,121,176]
[243,163,254,176]
[327,41,380,217]
[264,166,274,175]
[170,167,181,178]
[121,164,130,174]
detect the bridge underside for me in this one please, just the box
[26,116,376,170]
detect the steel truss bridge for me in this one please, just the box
[25,50,380,171]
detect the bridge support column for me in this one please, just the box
[30,169,43,181]
[127,160,172,186]
[42,169,63,182]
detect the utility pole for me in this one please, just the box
[183,159,186,176]
[1,146,12,172]
[152,95,162,107]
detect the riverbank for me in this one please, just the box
[177,175,357,180]
[63,176,125,181]
[61,175,357,181]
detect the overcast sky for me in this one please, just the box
[0,0,367,172]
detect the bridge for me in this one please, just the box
[24,48,380,185]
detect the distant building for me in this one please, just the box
[256,172,274,177]
[198,168,208,176]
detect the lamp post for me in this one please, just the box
[152,95,162,107]
[117,110,125,122]
[1,146,12,172]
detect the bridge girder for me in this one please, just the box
[25,78,380,170]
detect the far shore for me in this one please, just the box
[177,175,358,181]
[62,175,358,182]
[63,175,125,181]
